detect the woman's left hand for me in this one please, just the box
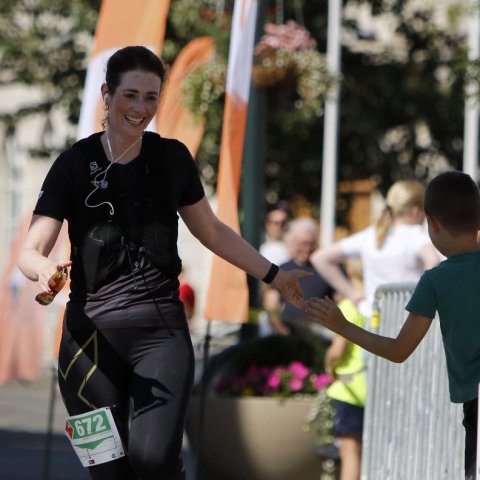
[271,269,312,311]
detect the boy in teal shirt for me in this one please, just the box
[309,171,480,479]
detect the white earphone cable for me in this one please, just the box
[84,130,144,215]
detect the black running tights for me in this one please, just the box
[58,325,195,480]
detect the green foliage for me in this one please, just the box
[0,0,475,216]
[168,1,471,213]
[338,4,467,195]
[205,335,328,397]
[264,1,469,208]
[181,58,227,120]
[294,49,335,119]
[212,335,328,374]
[0,0,101,152]
[168,0,231,58]
[252,20,334,120]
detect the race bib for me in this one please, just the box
[64,406,125,467]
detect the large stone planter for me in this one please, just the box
[186,395,324,480]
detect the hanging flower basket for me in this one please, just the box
[181,20,336,120]
[251,50,298,89]
[251,21,335,117]
[252,21,315,89]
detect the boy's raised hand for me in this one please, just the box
[308,296,348,334]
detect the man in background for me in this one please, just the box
[262,217,334,343]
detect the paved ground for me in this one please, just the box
[0,367,195,480]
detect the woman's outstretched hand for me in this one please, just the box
[271,269,312,311]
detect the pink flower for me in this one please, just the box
[289,377,304,392]
[214,358,330,398]
[267,369,282,389]
[255,20,317,56]
[312,373,332,389]
[288,361,309,380]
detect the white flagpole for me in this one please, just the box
[463,1,480,181]
[320,0,343,247]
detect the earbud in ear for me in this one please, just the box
[104,93,110,108]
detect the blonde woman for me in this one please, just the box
[311,180,440,322]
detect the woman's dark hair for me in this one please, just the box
[105,45,166,94]
[424,171,480,234]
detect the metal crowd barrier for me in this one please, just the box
[361,283,464,480]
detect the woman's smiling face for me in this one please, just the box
[106,69,161,139]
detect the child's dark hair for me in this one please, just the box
[424,171,480,233]
[105,45,166,94]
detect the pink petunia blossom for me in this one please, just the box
[267,370,282,389]
[312,373,332,389]
[288,361,310,380]
[289,377,304,392]
[255,20,317,56]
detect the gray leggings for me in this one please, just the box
[58,325,194,480]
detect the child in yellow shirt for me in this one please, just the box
[325,260,366,480]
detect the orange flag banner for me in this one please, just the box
[157,36,215,157]
[77,0,171,139]
[204,0,258,322]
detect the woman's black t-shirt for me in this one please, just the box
[33,132,205,328]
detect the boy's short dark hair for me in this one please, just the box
[424,171,480,234]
